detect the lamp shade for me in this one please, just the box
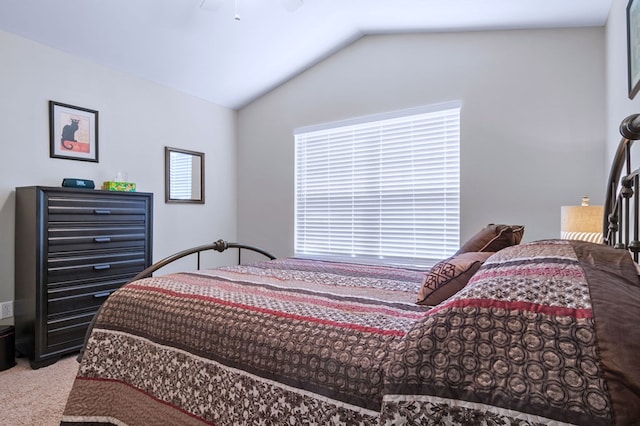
[560,204,604,243]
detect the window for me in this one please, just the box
[169,150,193,200]
[294,102,460,268]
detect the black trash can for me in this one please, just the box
[0,325,16,371]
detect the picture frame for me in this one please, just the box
[49,101,99,162]
[628,0,640,99]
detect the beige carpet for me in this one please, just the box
[0,355,79,426]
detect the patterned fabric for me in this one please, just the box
[455,224,525,255]
[62,243,640,425]
[381,240,640,426]
[62,258,428,425]
[561,230,603,244]
[416,251,494,305]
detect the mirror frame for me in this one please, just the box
[165,146,205,204]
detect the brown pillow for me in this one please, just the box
[416,252,494,305]
[455,224,524,255]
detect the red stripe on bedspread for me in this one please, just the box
[429,297,593,319]
[127,283,407,336]
[476,265,584,279]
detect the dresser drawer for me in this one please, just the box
[47,193,149,223]
[48,275,130,316]
[47,250,147,284]
[48,224,147,253]
[46,310,96,354]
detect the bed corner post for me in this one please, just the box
[604,114,640,261]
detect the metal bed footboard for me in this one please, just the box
[128,239,276,283]
[77,240,275,362]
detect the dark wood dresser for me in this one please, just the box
[14,186,153,368]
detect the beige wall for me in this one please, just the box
[0,22,617,321]
[237,28,606,258]
[607,0,640,164]
[0,30,239,322]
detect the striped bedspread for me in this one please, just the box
[380,240,640,425]
[61,241,640,425]
[62,258,429,425]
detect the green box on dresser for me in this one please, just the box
[14,186,153,369]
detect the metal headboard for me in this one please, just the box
[604,114,640,262]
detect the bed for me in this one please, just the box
[61,115,640,425]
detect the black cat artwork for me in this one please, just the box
[60,118,80,150]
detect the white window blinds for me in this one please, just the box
[169,151,193,200]
[294,102,460,268]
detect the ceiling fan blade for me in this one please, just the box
[200,0,224,11]
[280,0,303,12]
[200,0,303,14]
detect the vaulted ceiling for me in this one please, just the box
[0,0,612,109]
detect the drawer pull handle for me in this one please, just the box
[94,209,112,215]
[93,264,111,271]
[94,291,114,298]
[94,237,111,243]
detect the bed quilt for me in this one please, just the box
[61,241,640,425]
[61,258,428,425]
[380,240,640,425]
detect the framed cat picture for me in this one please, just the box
[49,101,99,162]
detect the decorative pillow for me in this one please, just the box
[455,224,525,255]
[416,251,494,305]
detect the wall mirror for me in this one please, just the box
[165,146,205,204]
